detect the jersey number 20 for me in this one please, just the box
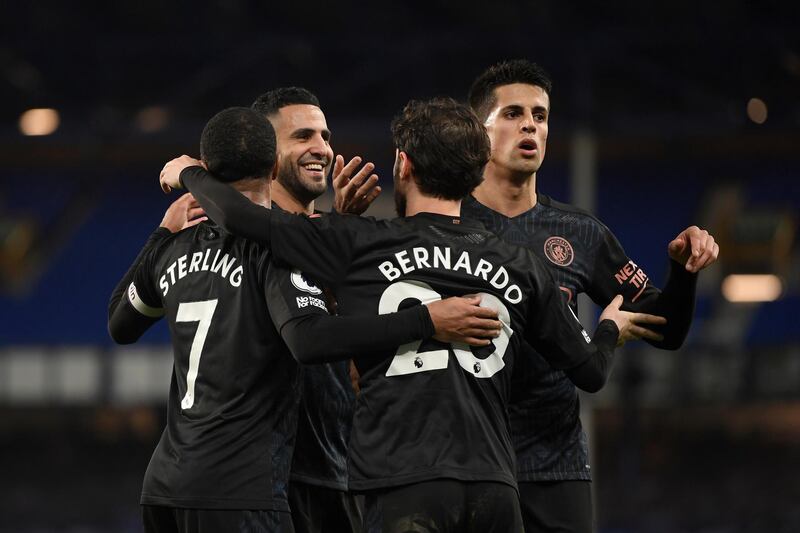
[379,280,513,379]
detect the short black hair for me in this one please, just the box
[468,59,553,121]
[251,87,320,117]
[391,98,489,201]
[200,107,277,183]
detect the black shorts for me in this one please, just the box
[363,479,522,533]
[518,480,593,533]
[142,504,294,533]
[289,480,364,533]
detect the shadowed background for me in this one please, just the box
[1,1,798,531]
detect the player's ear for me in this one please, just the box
[398,151,413,181]
[269,160,279,180]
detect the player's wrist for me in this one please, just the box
[417,304,436,339]
[594,319,620,349]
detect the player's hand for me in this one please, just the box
[599,295,667,346]
[160,155,204,193]
[332,155,381,215]
[160,192,207,232]
[428,295,502,346]
[668,225,719,273]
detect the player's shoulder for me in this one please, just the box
[538,194,611,233]
[314,210,383,229]
[157,222,269,261]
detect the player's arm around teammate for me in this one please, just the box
[279,294,503,364]
[159,156,663,394]
[107,193,206,342]
[157,158,503,356]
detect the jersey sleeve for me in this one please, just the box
[107,229,169,343]
[181,166,355,288]
[523,256,619,391]
[107,227,170,321]
[266,262,331,331]
[266,261,435,364]
[588,225,698,350]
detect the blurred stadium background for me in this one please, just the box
[1,1,798,531]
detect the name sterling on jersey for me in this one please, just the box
[159,248,244,296]
[378,246,523,304]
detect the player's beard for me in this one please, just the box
[392,160,406,217]
[394,188,407,217]
[276,162,327,205]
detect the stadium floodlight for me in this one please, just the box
[721,274,783,303]
[136,105,170,133]
[746,97,768,124]
[19,108,60,136]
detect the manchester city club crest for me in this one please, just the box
[543,236,574,267]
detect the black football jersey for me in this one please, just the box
[461,194,690,482]
[125,221,327,510]
[265,210,617,491]
[289,360,354,490]
[271,204,355,491]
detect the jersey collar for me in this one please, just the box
[406,211,486,231]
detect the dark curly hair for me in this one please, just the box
[251,87,320,117]
[391,97,489,200]
[200,107,277,183]
[468,59,552,121]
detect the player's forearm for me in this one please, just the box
[107,228,171,321]
[646,259,697,350]
[565,319,619,392]
[108,296,160,344]
[180,166,274,244]
[280,306,435,364]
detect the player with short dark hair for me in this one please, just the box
[252,86,321,116]
[110,106,301,532]
[464,59,719,532]
[109,106,501,533]
[390,98,487,207]
[251,86,375,533]
[159,97,666,531]
[468,59,553,124]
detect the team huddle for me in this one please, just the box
[108,60,718,533]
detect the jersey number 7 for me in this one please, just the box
[176,299,218,410]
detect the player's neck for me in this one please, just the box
[405,189,461,218]
[271,180,315,215]
[472,165,538,217]
[231,178,271,209]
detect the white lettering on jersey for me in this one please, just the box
[473,259,493,281]
[296,295,328,311]
[159,248,244,295]
[201,249,212,271]
[375,246,523,305]
[378,261,401,281]
[432,247,451,269]
[229,265,243,287]
[177,255,188,279]
[396,250,415,274]
[413,247,431,268]
[188,251,203,273]
[452,250,472,275]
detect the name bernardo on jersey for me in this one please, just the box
[159,248,244,296]
[378,245,523,304]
